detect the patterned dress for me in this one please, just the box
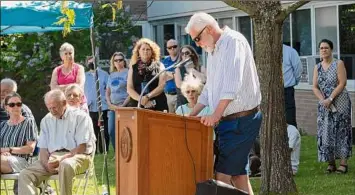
[317,59,352,162]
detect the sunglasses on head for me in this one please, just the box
[114,59,124,62]
[186,90,196,94]
[7,102,22,107]
[181,51,191,56]
[167,45,178,50]
[193,26,207,43]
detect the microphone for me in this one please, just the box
[137,58,192,108]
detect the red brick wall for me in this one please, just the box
[295,89,355,135]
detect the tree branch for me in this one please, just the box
[223,0,258,17]
[277,0,310,22]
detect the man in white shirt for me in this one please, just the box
[186,12,262,195]
[19,89,96,195]
[287,124,301,175]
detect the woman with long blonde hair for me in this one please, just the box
[106,52,130,151]
[126,38,168,111]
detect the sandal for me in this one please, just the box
[326,163,336,174]
[336,164,348,174]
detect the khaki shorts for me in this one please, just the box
[7,155,29,173]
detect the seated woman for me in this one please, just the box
[175,73,211,116]
[126,38,168,111]
[0,92,38,174]
[64,84,88,113]
[174,45,206,108]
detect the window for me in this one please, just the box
[339,3,355,80]
[315,6,338,54]
[163,24,175,55]
[292,9,312,56]
[283,16,290,46]
[218,17,233,29]
[237,16,252,46]
[153,26,158,42]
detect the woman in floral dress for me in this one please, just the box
[312,39,352,174]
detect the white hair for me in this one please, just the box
[180,72,204,98]
[64,84,83,97]
[1,78,18,92]
[59,42,75,56]
[185,12,219,34]
[44,89,66,103]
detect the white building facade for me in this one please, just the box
[138,1,355,134]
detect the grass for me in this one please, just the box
[1,136,354,194]
[250,136,355,195]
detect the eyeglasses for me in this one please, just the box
[7,102,22,107]
[114,59,124,62]
[181,51,191,56]
[193,26,207,42]
[66,93,80,98]
[186,90,196,94]
[167,45,178,50]
[320,47,330,50]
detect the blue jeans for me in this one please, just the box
[108,110,116,151]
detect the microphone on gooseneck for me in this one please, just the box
[137,58,192,108]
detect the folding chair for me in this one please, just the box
[0,146,39,195]
[1,173,19,195]
[42,149,99,195]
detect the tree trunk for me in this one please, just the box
[252,6,298,195]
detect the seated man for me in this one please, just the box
[1,78,34,123]
[287,124,301,175]
[19,89,96,195]
[248,124,301,176]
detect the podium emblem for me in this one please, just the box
[120,127,133,162]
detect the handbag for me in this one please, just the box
[195,179,249,195]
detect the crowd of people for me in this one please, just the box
[0,12,352,195]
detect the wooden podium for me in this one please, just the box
[115,108,214,195]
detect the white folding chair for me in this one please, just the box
[0,173,19,195]
[41,150,99,195]
[0,150,39,195]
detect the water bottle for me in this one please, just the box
[102,185,109,195]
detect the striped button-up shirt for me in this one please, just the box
[198,26,261,116]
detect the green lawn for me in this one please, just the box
[1,136,354,194]
[250,136,355,195]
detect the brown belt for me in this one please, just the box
[221,107,259,121]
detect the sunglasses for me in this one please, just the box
[181,51,191,56]
[114,59,124,62]
[167,45,178,50]
[186,90,196,94]
[193,26,207,42]
[7,102,22,107]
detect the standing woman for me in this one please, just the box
[312,39,352,174]
[50,42,86,92]
[126,38,168,111]
[106,52,130,151]
[174,45,206,108]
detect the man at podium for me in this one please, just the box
[186,12,262,195]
